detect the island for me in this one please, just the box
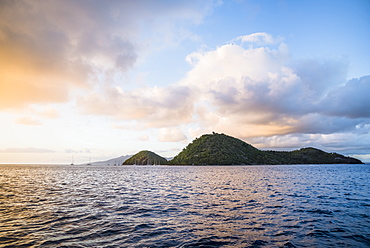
[123,150,168,165]
[122,132,363,165]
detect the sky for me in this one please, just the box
[0,0,369,164]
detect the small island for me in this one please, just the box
[123,150,168,165]
[123,133,363,165]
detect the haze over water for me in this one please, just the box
[0,164,369,247]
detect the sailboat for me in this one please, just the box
[87,157,92,166]
[71,155,74,165]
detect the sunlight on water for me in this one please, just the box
[0,164,369,247]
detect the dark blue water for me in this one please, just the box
[0,164,369,247]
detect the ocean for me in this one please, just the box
[0,164,369,247]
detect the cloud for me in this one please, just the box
[0,0,91,109]
[65,149,91,154]
[320,76,370,118]
[0,0,216,109]
[0,147,55,153]
[12,107,59,125]
[176,36,370,141]
[292,58,348,99]
[37,108,59,119]
[178,41,302,137]
[79,85,194,128]
[234,32,283,45]
[138,135,150,141]
[250,130,370,157]
[77,32,369,154]
[15,117,42,126]
[290,114,363,134]
[183,42,291,89]
[158,128,187,142]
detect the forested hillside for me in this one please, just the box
[169,133,362,165]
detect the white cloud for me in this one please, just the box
[35,107,59,119]
[79,85,194,128]
[12,107,60,126]
[138,135,150,141]
[15,117,42,126]
[65,149,91,154]
[0,147,55,153]
[234,32,283,45]
[158,128,187,142]
[182,42,291,90]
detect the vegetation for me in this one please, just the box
[169,132,263,165]
[168,132,363,165]
[122,150,168,165]
[121,133,362,165]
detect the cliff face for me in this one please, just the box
[169,133,363,165]
[122,150,168,165]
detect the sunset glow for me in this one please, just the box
[0,0,369,163]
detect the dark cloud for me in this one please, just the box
[292,114,363,134]
[319,76,370,118]
[292,58,349,99]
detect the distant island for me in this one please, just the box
[123,150,168,165]
[122,133,363,165]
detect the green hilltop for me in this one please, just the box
[168,132,363,165]
[121,133,363,165]
[170,132,263,165]
[122,150,168,165]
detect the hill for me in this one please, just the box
[170,132,266,165]
[86,155,132,166]
[169,133,363,165]
[263,147,363,164]
[122,150,168,165]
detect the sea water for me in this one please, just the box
[0,164,369,247]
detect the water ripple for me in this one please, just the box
[0,164,369,247]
